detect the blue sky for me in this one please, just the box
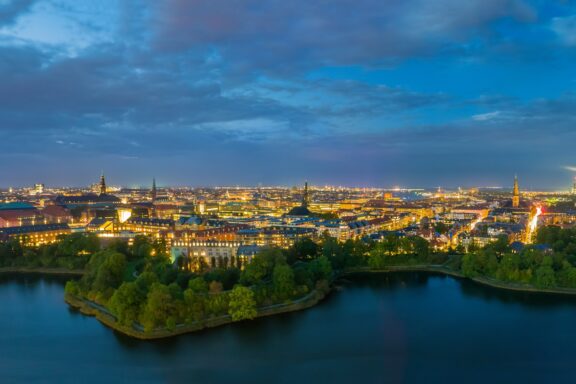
[0,0,575,189]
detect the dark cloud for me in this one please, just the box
[151,0,535,73]
[0,0,36,26]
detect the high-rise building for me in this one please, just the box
[572,177,576,195]
[512,175,520,208]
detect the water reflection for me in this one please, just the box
[457,277,576,309]
[2,272,576,383]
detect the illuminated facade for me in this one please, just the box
[512,175,520,208]
[171,240,259,270]
[0,223,71,246]
[116,217,175,236]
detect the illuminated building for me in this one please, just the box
[0,203,43,228]
[0,223,71,246]
[512,175,520,208]
[41,205,72,224]
[54,173,120,210]
[237,226,317,248]
[31,183,44,195]
[100,172,107,195]
[171,240,259,270]
[116,217,175,236]
[572,177,576,195]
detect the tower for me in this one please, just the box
[572,177,576,195]
[99,172,107,195]
[151,177,157,202]
[302,181,310,208]
[512,174,520,208]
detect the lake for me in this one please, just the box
[1,272,576,383]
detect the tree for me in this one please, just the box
[272,264,295,300]
[434,222,450,234]
[311,255,333,281]
[188,277,208,294]
[109,282,145,326]
[321,235,346,269]
[209,280,223,294]
[287,238,319,263]
[140,283,176,332]
[534,265,556,289]
[228,285,257,321]
[461,254,477,278]
[240,247,285,285]
[92,251,127,294]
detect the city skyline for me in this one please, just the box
[1,1,576,187]
[1,172,575,193]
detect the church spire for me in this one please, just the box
[512,174,520,208]
[302,181,310,208]
[99,171,107,195]
[151,177,157,202]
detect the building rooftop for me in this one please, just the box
[0,202,35,211]
[0,223,70,235]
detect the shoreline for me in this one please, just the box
[0,267,84,276]
[342,265,576,296]
[65,287,329,340]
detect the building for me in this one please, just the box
[116,217,175,236]
[0,223,71,246]
[512,175,520,208]
[41,205,72,224]
[170,240,261,270]
[151,177,157,202]
[54,173,121,210]
[287,182,313,216]
[0,202,43,228]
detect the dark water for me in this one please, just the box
[1,273,576,384]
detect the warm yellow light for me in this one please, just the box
[118,208,132,223]
[529,206,542,234]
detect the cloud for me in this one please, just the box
[565,166,576,172]
[552,15,576,46]
[150,0,535,74]
[0,0,36,26]
[472,111,501,121]
[1,0,575,188]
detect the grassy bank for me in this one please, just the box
[0,267,84,276]
[65,287,329,340]
[343,265,576,296]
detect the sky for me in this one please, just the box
[0,0,576,189]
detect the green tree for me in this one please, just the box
[310,255,333,281]
[209,280,223,294]
[140,283,176,332]
[321,236,346,269]
[188,277,208,294]
[287,238,319,263]
[228,285,257,321]
[92,251,127,295]
[109,282,145,326]
[272,264,295,300]
[534,265,556,289]
[461,254,477,278]
[240,248,285,285]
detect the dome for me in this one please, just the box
[287,205,312,216]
